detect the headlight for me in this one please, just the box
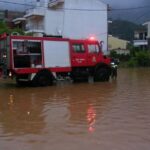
[9,72,12,77]
[111,62,115,65]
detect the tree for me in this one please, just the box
[0,21,11,34]
[0,21,24,35]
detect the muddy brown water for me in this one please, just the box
[0,68,150,150]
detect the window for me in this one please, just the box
[88,44,99,53]
[72,44,85,53]
[13,40,42,68]
[13,40,42,54]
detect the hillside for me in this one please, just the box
[108,19,144,41]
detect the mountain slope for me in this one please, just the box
[108,19,144,41]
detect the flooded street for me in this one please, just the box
[0,68,150,150]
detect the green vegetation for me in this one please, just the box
[110,48,150,68]
[128,48,150,67]
[110,50,130,62]
[0,21,24,35]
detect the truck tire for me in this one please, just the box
[16,75,30,86]
[16,79,29,86]
[94,67,110,82]
[32,70,54,87]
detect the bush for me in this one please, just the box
[127,58,138,67]
[0,21,24,35]
[109,50,130,63]
[135,51,150,67]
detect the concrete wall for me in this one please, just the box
[44,10,64,36]
[63,0,108,52]
[44,0,108,53]
[108,36,129,50]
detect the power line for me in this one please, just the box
[112,5,150,11]
[134,10,150,22]
[0,0,150,12]
[0,0,33,7]
[0,0,107,11]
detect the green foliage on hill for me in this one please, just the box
[109,19,144,41]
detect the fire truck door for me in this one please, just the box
[87,43,100,66]
[71,42,87,67]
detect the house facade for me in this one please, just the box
[14,0,108,53]
[143,21,150,50]
[133,27,148,50]
[108,35,130,55]
[133,20,150,50]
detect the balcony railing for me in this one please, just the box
[48,0,64,8]
[133,39,148,46]
[24,8,45,18]
[25,25,44,33]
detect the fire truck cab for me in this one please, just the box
[0,33,112,86]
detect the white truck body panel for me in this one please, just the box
[43,41,71,68]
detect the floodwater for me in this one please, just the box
[0,68,150,150]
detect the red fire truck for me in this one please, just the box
[0,33,112,86]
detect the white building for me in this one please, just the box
[143,21,150,49]
[18,0,108,53]
[133,21,150,50]
[133,28,148,50]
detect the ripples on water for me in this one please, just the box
[0,68,150,150]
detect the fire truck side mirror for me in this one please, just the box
[99,41,104,48]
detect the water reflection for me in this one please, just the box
[0,90,46,136]
[0,69,150,150]
[87,104,96,132]
[0,81,116,137]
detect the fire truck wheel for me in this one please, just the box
[94,67,110,82]
[32,70,53,86]
[16,76,30,86]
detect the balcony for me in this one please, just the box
[133,39,148,46]
[24,8,45,18]
[48,0,64,8]
[13,18,26,25]
[25,25,44,34]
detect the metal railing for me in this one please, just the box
[25,8,45,17]
[133,39,148,46]
[25,24,44,31]
[48,0,64,7]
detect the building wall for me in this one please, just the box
[43,0,108,53]
[148,23,150,49]
[26,17,44,31]
[63,0,108,52]
[108,36,129,50]
[148,22,150,38]
[44,10,64,36]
